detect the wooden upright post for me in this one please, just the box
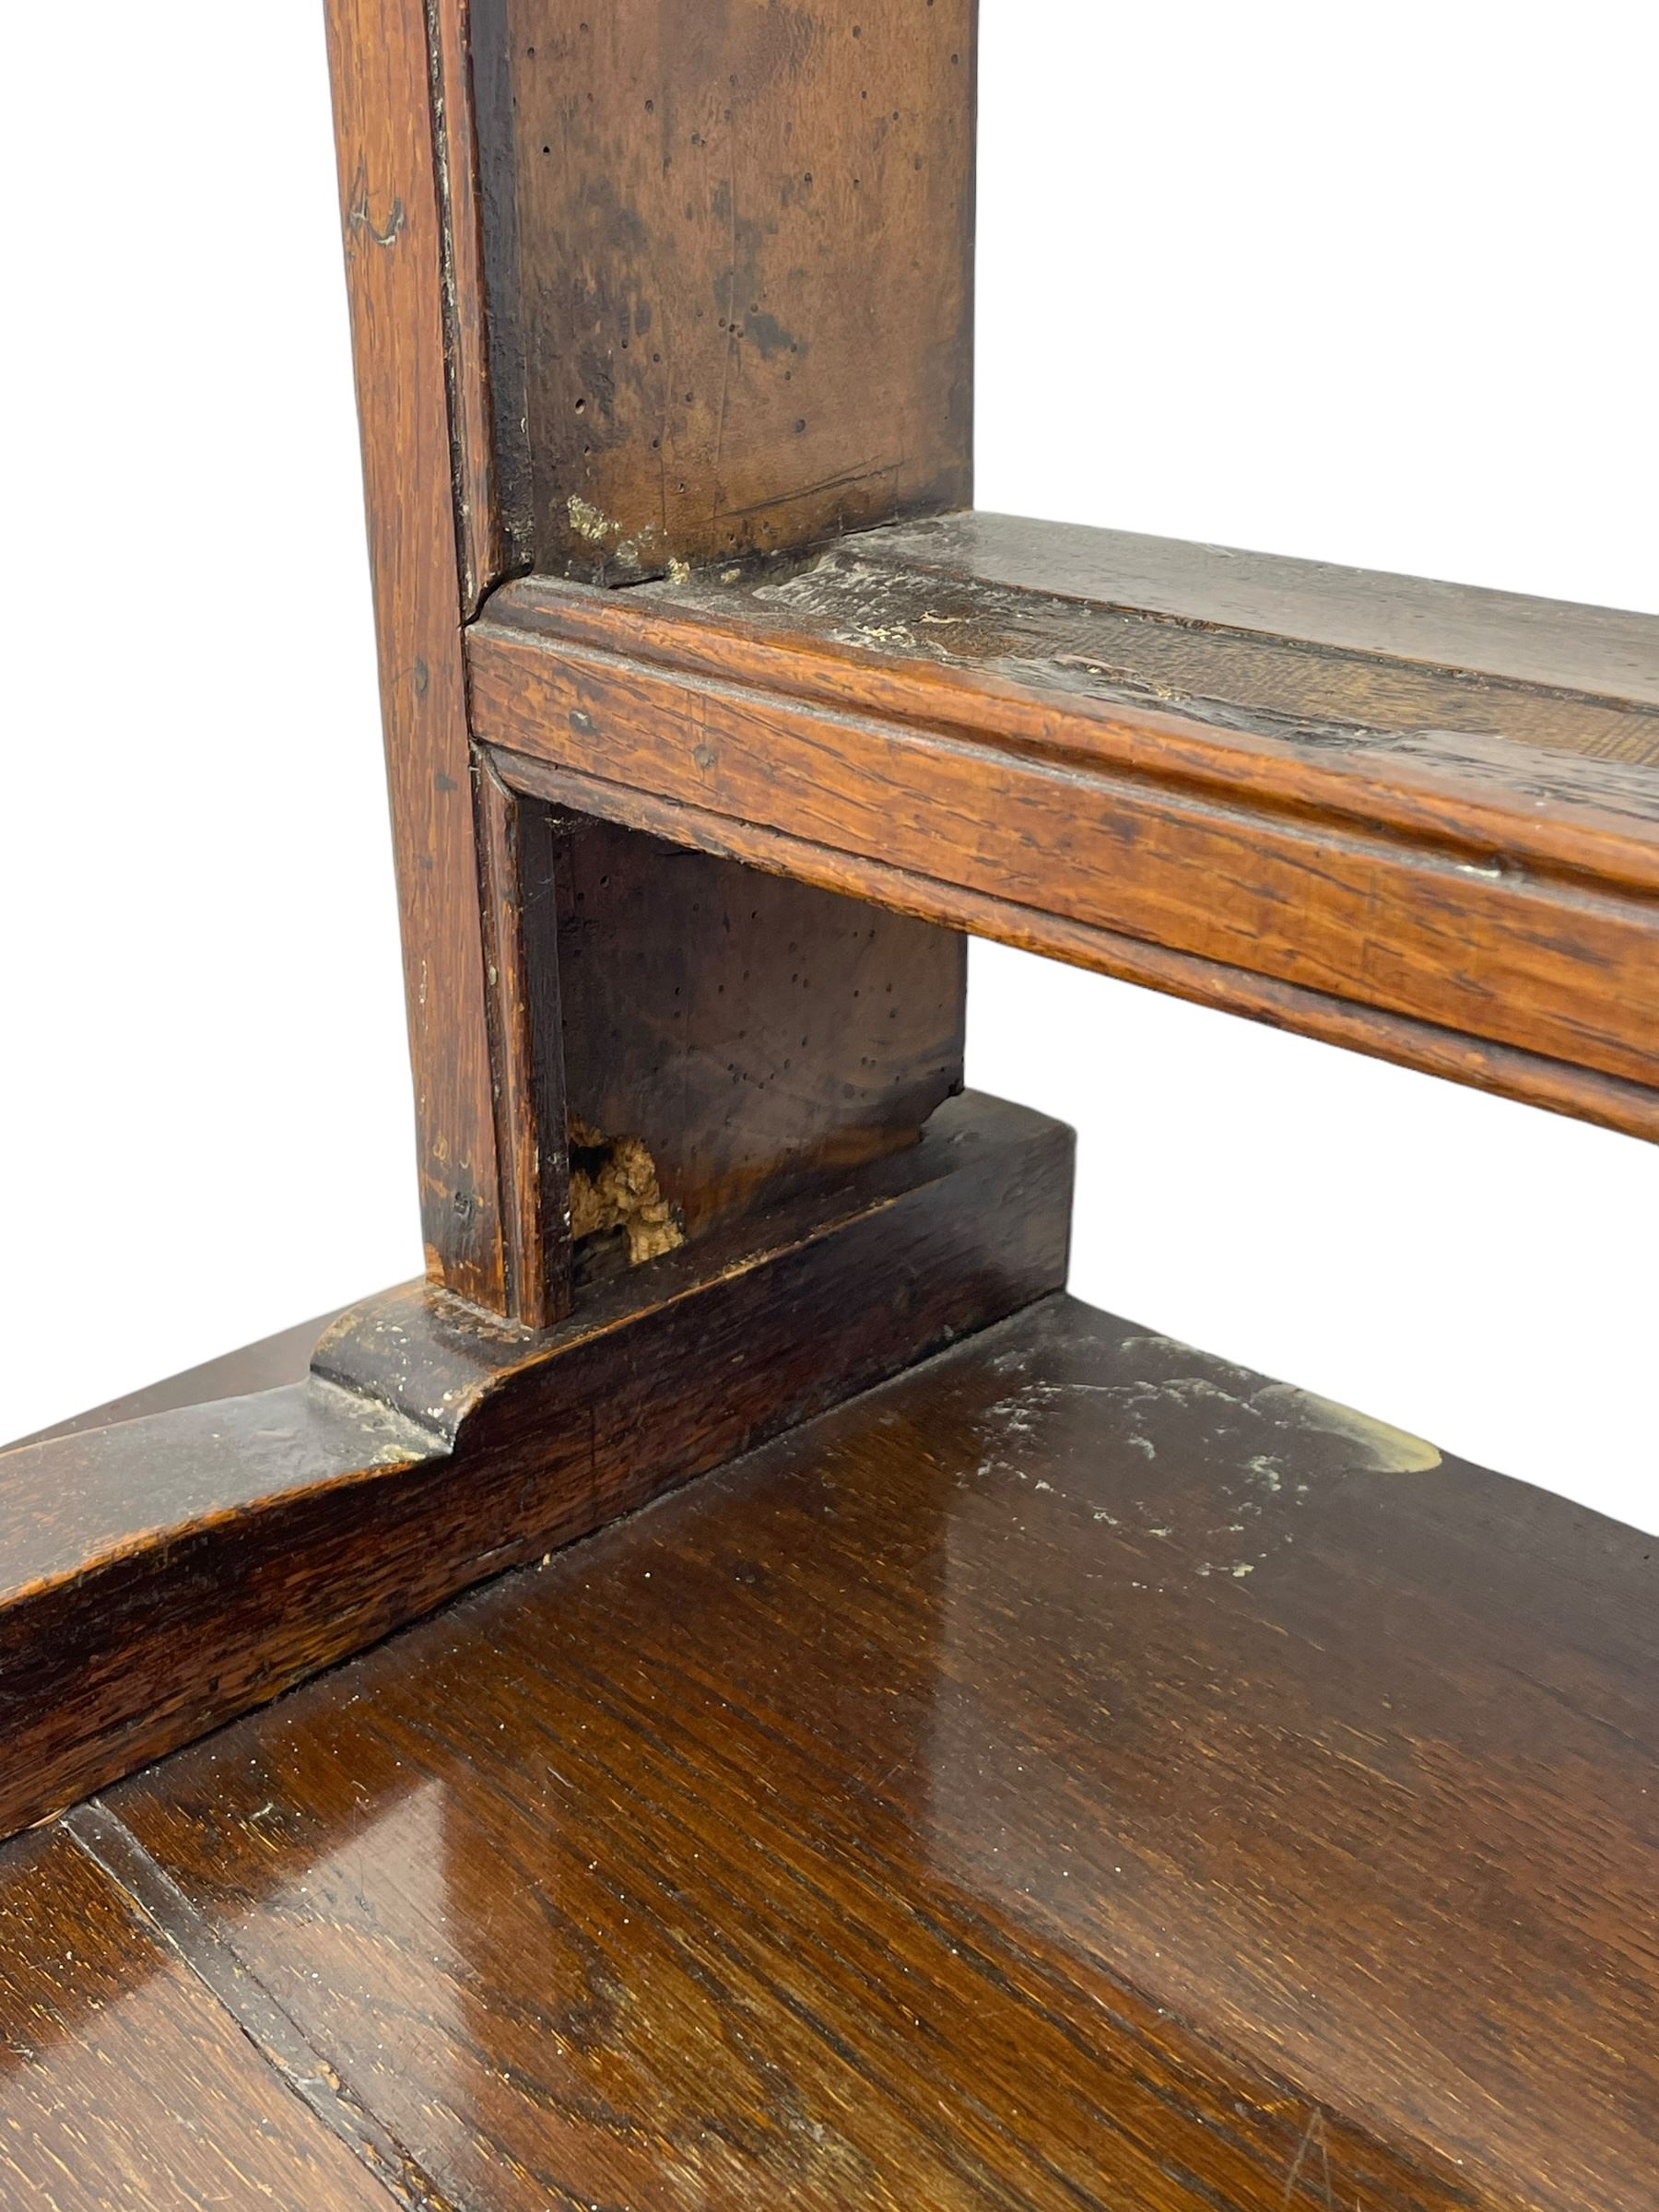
[324,0,979,1324]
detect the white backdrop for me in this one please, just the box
[5,6,1654,1526]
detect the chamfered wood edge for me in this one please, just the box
[0,1093,1071,1842]
[482,748,1659,1145]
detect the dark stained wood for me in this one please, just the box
[477,0,976,582]
[475,784,968,1319]
[476,753,572,1324]
[0,1383,436,1842]
[0,1096,1068,1841]
[549,810,965,1243]
[324,0,512,1309]
[432,0,506,616]
[28,2,1654,2197]
[0,1826,398,2209]
[6,1309,338,1449]
[88,1294,1656,2212]
[325,0,978,1325]
[467,521,1659,1138]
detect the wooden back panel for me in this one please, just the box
[475,0,976,580]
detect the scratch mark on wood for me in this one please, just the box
[347,161,406,249]
[1280,2107,1337,2209]
[711,461,899,525]
[712,165,738,527]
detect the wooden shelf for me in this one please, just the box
[469,509,1659,1139]
[15,1293,1653,2211]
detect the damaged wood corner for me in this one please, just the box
[567,1119,686,1275]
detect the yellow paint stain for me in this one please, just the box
[1253,1383,1441,1473]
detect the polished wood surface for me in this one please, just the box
[0,1095,1067,1842]
[0,1827,397,2208]
[469,514,1659,1141]
[476,0,975,578]
[1,1295,1637,2210]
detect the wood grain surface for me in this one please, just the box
[476,752,572,1324]
[469,514,1659,1138]
[324,0,510,1309]
[475,782,967,1323]
[476,0,975,578]
[432,0,505,614]
[547,810,966,1241]
[0,1826,398,2209]
[23,5,1646,2196]
[0,1094,1068,1841]
[855,511,1659,714]
[53,1292,1650,2212]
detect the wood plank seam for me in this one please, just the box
[55,1642,1468,2212]
[425,0,505,616]
[63,1803,456,2212]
